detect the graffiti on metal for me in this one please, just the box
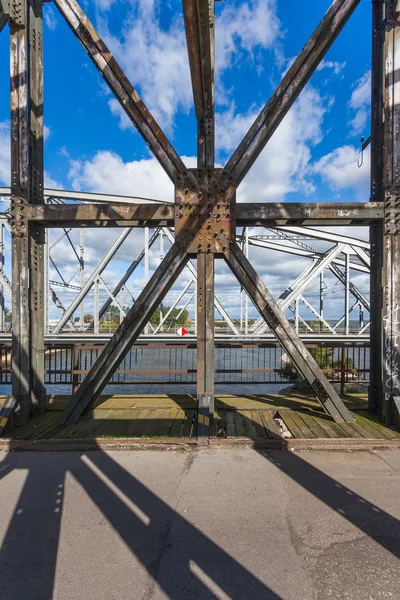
[384,304,400,391]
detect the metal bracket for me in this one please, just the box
[384,192,400,235]
[9,0,25,28]
[10,196,27,237]
[386,0,400,26]
[175,168,236,253]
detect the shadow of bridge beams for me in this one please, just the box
[0,432,400,599]
[92,439,400,564]
[263,449,400,558]
[0,451,281,600]
[70,451,281,599]
[0,459,65,600]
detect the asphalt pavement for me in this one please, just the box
[0,447,399,599]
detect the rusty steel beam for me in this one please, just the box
[182,0,216,431]
[53,0,191,185]
[223,242,355,423]
[0,3,8,32]
[27,201,384,227]
[10,0,30,425]
[28,0,46,415]
[235,202,383,226]
[381,1,400,424]
[27,202,176,227]
[197,252,215,416]
[60,244,188,424]
[183,0,215,166]
[223,0,361,187]
[369,0,385,417]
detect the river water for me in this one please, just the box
[0,345,369,397]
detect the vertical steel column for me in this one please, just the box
[10,0,30,424]
[381,0,400,423]
[144,227,149,334]
[28,0,45,414]
[44,227,48,334]
[0,223,4,331]
[94,277,99,335]
[239,230,245,333]
[197,252,214,427]
[159,229,164,328]
[340,346,347,395]
[193,0,216,428]
[320,271,324,334]
[369,0,385,414]
[295,298,299,333]
[79,228,84,329]
[194,286,197,336]
[119,285,125,325]
[345,251,350,335]
[245,227,249,336]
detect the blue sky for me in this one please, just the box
[0,0,372,321]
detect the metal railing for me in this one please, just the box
[0,342,370,393]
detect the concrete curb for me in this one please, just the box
[1,437,400,452]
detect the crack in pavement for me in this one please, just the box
[142,452,196,600]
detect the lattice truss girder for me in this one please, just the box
[0,206,371,337]
[4,0,397,431]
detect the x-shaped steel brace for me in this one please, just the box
[56,0,358,426]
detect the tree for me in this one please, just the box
[83,313,93,323]
[281,347,353,387]
[102,305,123,323]
[150,306,189,328]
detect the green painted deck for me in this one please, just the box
[3,393,400,442]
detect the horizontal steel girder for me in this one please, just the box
[27,201,384,227]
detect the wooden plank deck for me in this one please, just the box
[3,392,399,442]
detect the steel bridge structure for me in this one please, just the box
[0,188,372,337]
[0,0,398,437]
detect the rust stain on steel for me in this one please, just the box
[235,202,384,225]
[28,202,175,226]
[175,168,236,253]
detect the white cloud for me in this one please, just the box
[67,149,197,201]
[108,99,134,131]
[348,70,371,136]
[44,5,58,31]
[45,172,63,189]
[44,125,51,141]
[94,0,117,10]
[317,60,346,75]
[350,70,371,110]
[217,85,331,202]
[313,144,370,199]
[96,0,281,131]
[215,0,281,72]
[97,3,192,133]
